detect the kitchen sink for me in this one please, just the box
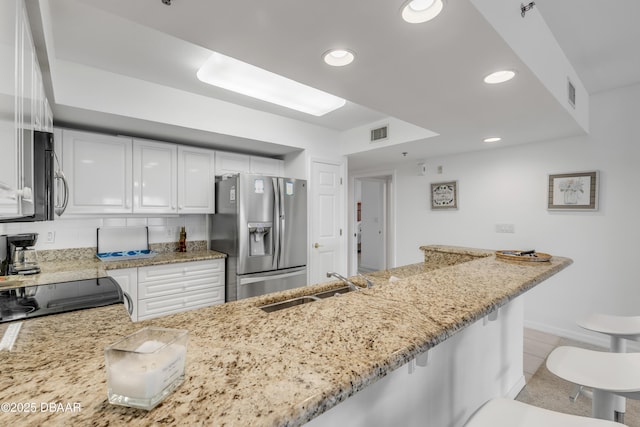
[259,286,358,313]
[313,286,354,299]
[259,296,320,313]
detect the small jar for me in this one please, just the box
[178,227,187,252]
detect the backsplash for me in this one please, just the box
[37,240,208,262]
[0,215,208,251]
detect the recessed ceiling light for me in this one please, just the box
[197,52,346,116]
[401,0,444,24]
[483,70,516,84]
[323,49,355,67]
[483,137,502,143]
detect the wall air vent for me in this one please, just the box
[567,78,576,108]
[370,125,389,142]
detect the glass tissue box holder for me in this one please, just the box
[105,327,188,410]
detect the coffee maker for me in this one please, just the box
[0,233,41,275]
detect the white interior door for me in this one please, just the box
[309,160,344,285]
[360,180,386,272]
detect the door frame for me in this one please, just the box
[348,169,396,276]
[358,177,387,272]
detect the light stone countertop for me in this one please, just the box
[0,245,572,426]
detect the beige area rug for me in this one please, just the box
[516,338,639,426]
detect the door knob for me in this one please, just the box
[314,243,322,249]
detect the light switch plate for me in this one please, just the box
[495,223,515,233]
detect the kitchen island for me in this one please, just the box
[0,245,571,426]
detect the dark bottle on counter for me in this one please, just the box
[178,226,187,252]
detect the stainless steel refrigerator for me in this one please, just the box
[209,174,307,301]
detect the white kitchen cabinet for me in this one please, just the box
[62,129,133,214]
[250,156,284,176]
[107,267,138,321]
[215,151,284,176]
[1,0,48,218]
[0,0,20,216]
[133,139,178,214]
[137,259,225,321]
[215,151,251,175]
[177,145,215,214]
[108,259,225,322]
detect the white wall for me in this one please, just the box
[393,83,640,347]
[0,215,208,252]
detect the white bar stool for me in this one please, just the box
[546,346,640,421]
[464,398,624,427]
[578,313,640,352]
[577,313,640,422]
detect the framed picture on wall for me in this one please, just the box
[431,181,458,210]
[548,171,599,210]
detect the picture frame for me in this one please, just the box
[548,171,599,210]
[431,181,458,210]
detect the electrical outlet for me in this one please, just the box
[495,224,515,234]
[46,231,56,243]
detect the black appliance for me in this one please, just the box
[0,277,124,323]
[0,130,68,223]
[0,233,41,275]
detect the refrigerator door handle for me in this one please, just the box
[238,268,306,285]
[272,177,281,270]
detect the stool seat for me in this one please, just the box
[578,314,640,340]
[464,398,624,427]
[547,346,640,395]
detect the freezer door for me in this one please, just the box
[237,174,277,274]
[277,178,307,269]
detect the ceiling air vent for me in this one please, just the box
[370,125,389,142]
[567,78,576,108]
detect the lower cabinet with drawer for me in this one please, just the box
[108,259,225,322]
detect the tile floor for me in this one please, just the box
[523,328,561,382]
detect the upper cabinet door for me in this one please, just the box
[133,139,177,214]
[177,146,215,214]
[0,0,20,217]
[62,130,133,214]
[1,0,54,220]
[250,156,284,176]
[215,151,251,175]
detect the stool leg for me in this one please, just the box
[610,336,627,421]
[592,389,616,420]
[610,336,626,353]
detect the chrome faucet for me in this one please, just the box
[326,272,361,292]
[357,273,374,288]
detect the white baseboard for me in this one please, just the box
[524,320,640,352]
[507,375,527,399]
